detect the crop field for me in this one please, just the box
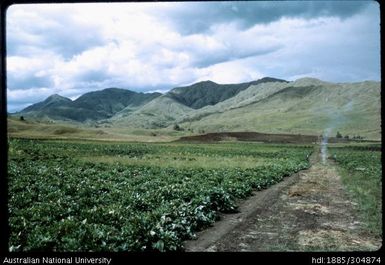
[329,144,382,237]
[8,139,312,251]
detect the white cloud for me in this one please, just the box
[6,2,380,112]
[192,58,265,84]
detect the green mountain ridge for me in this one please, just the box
[22,94,72,113]
[177,80,292,123]
[110,95,194,129]
[177,79,381,139]
[18,77,285,125]
[18,88,161,122]
[15,77,381,139]
[167,77,288,109]
[109,77,289,128]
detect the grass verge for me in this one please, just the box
[337,166,382,238]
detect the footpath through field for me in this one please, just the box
[184,147,381,251]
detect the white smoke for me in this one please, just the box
[321,128,332,164]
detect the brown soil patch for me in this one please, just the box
[178,131,319,143]
[183,148,381,252]
[177,131,351,144]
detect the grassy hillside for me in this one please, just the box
[22,94,72,112]
[72,88,161,117]
[17,88,161,122]
[7,117,179,142]
[167,77,287,109]
[11,77,381,141]
[178,81,290,123]
[178,79,381,140]
[110,95,194,129]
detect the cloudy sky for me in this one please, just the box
[6,1,380,112]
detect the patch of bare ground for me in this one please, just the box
[184,148,381,252]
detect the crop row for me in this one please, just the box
[8,139,312,251]
[9,139,312,160]
[329,147,381,178]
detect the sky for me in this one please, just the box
[6,1,380,112]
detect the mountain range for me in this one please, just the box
[20,88,161,122]
[14,77,381,139]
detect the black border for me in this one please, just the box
[0,0,383,263]
[0,0,8,255]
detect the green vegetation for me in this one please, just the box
[167,77,286,109]
[8,139,312,251]
[14,78,381,140]
[173,124,184,131]
[180,80,381,140]
[329,145,382,237]
[7,117,179,142]
[18,88,161,122]
[111,95,193,129]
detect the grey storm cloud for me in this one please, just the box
[73,69,112,83]
[40,29,104,60]
[161,1,369,35]
[5,1,380,112]
[6,9,105,59]
[192,45,283,68]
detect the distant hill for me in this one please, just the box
[166,77,288,109]
[18,88,161,122]
[22,94,72,113]
[177,78,381,139]
[110,77,288,128]
[15,77,381,139]
[110,95,194,129]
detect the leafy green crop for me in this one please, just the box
[8,139,312,251]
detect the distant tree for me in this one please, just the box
[336,131,342,138]
[344,135,349,140]
[173,124,184,131]
[19,116,25,121]
[353,135,363,140]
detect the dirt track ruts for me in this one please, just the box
[184,147,381,251]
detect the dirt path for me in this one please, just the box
[184,147,381,251]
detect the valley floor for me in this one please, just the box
[184,148,382,251]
